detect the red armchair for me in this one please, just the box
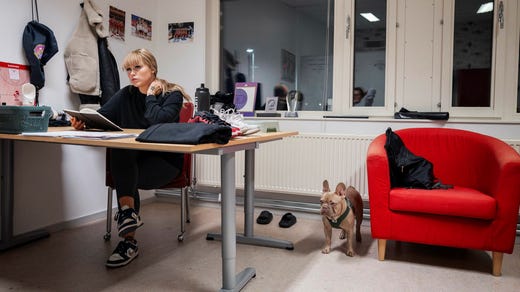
[367,128,520,276]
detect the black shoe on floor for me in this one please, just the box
[115,206,143,237]
[279,213,297,228]
[106,238,139,268]
[256,210,273,224]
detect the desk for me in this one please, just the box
[0,127,297,291]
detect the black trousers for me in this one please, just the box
[110,148,183,213]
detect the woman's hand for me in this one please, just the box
[147,80,161,96]
[70,117,85,130]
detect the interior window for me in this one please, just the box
[451,0,494,107]
[353,0,386,107]
[220,0,334,111]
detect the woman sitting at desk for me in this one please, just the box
[71,48,191,268]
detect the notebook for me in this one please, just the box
[63,108,122,131]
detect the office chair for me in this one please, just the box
[104,102,194,242]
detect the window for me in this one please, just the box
[220,0,334,111]
[440,0,509,118]
[451,0,494,107]
[211,0,520,119]
[353,0,387,107]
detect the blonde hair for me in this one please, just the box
[122,48,192,103]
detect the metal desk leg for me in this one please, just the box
[0,140,49,251]
[243,149,254,237]
[219,152,255,291]
[208,149,294,250]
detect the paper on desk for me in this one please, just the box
[21,131,137,140]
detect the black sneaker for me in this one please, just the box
[106,239,139,268]
[115,206,143,237]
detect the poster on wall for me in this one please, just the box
[0,62,30,106]
[109,6,125,41]
[168,22,194,43]
[131,14,152,41]
[281,49,295,82]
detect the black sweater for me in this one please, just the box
[98,85,183,129]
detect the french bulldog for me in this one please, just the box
[320,180,363,256]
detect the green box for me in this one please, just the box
[0,106,52,134]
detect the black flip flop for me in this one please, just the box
[279,212,297,228]
[256,210,273,224]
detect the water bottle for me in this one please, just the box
[195,83,210,112]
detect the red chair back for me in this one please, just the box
[179,102,194,123]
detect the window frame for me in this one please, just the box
[505,0,520,119]
[439,0,504,118]
[334,0,397,116]
[209,0,520,120]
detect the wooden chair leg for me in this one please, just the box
[492,252,503,276]
[378,239,387,261]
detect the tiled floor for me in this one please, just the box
[0,201,519,291]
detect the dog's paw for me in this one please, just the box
[321,247,331,254]
[339,230,346,240]
[346,249,355,257]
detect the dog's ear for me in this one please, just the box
[335,183,347,197]
[322,180,330,193]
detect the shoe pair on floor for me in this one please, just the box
[256,210,297,228]
[106,205,143,268]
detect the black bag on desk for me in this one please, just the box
[136,123,232,145]
[394,107,449,120]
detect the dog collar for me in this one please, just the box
[328,198,352,229]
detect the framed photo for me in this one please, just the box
[131,14,152,41]
[234,82,258,116]
[109,6,125,41]
[281,49,295,82]
[168,22,194,43]
[264,96,278,112]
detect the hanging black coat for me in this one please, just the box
[98,37,120,106]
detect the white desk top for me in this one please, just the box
[0,127,298,154]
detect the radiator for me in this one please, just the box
[194,133,374,198]
[504,139,520,153]
[195,134,520,199]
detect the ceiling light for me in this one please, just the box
[477,2,493,14]
[246,48,254,53]
[360,13,380,22]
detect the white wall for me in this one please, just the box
[155,0,206,98]
[0,0,205,234]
